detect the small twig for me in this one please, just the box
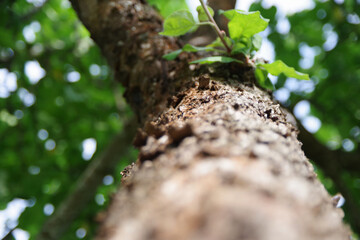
[1,225,16,240]
[199,0,231,54]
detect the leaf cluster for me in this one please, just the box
[160,4,309,89]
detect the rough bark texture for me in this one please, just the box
[99,74,350,240]
[69,0,351,239]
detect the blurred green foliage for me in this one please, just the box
[0,0,134,239]
[0,0,359,239]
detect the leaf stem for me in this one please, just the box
[199,0,231,54]
[197,22,215,27]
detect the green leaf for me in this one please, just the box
[207,37,233,49]
[190,56,243,64]
[162,49,183,60]
[227,11,269,39]
[162,44,221,61]
[220,9,245,20]
[196,5,214,22]
[160,10,196,36]
[147,0,189,18]
[162,44,220,61]
[251,34,262,51]
[231,41,249,55]
[254,68,274,90]
[260,60,310,80]
[182,44,218,52]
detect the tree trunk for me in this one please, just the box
[70,0,351,239]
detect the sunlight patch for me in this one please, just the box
[82,138,97,160]
[24,61,46,84]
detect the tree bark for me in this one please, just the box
[69,0,351,239]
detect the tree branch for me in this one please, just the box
[298,123,360,173]
[298,123,360,233]
[330,172,360,234]
[36,119,137,240]
[69,0,179,124]
[199,0,231,53]
[185,0,235,46]
[1,225,16,240]
[69,1,351,239]
[208,0,236,31]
